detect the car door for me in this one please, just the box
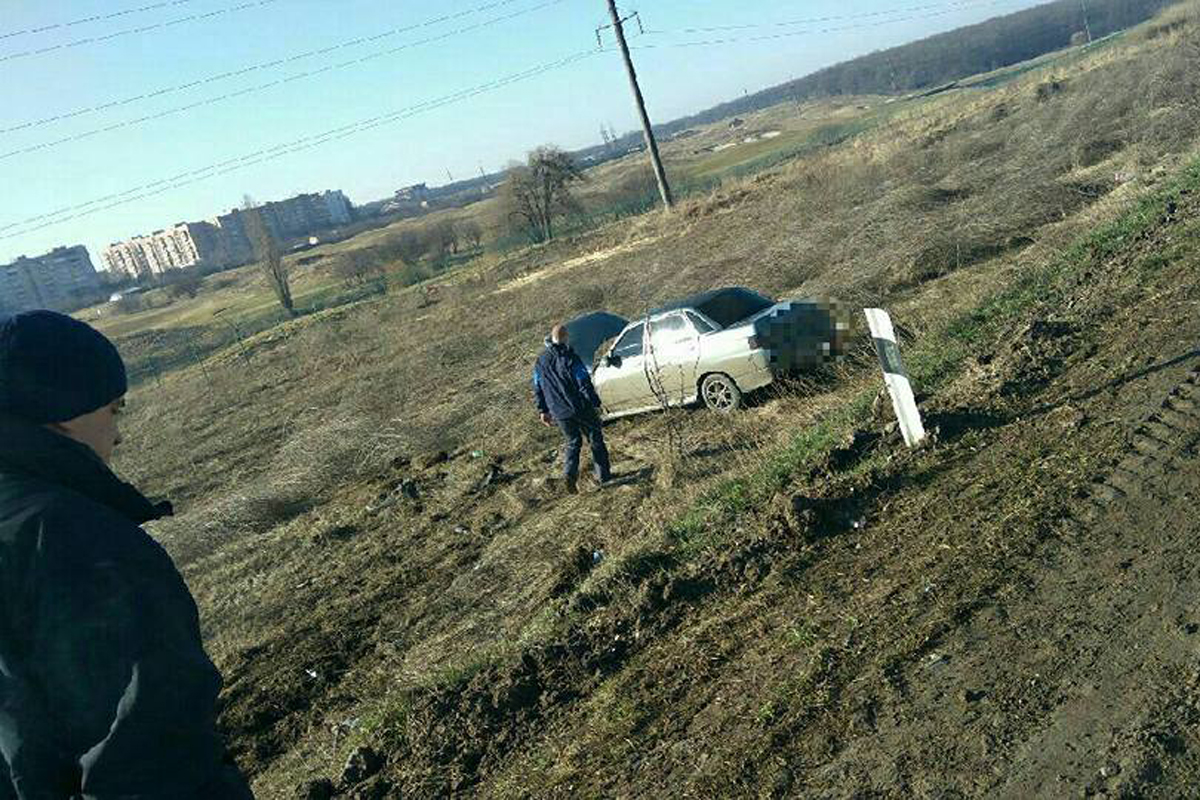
[593,322,655,415]
[646,312,702,406]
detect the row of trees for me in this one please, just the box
[498,145,672,243]
[651,0,1179,137]
[332,217,485,288]
[382,217,485,265]
[228,146,592,314]
[131,146,617,317]
[333,144,590,292]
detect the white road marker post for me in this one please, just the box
[864,308,927,448]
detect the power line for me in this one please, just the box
[0,0,280,64]
[1,0,535,134]
[638,0,1023,48]
[646,0,1009,35]
[601,1,672,208]
[0,50,598,241]
[0,1,201,41]
[0,0,569,162]
[0,0,1036,239]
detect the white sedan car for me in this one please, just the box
[562,288,846,420]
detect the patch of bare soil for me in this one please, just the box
[492,236,660,294]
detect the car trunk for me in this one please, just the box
[748,299,847,372]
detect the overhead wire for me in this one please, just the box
[0,0,537,134]
[0,50,598,240]
[647,0,1019,35]
[0,0,570,162]
[0,0,201,41]
[0,0,281,64]
[1,0,1037,239]
[0,0,1002,155]
[635,0,1024,48]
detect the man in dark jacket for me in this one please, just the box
[0,310,252,800]
[533,324,612,493]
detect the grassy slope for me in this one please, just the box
[98,4,1200,796]
[474,157,1200,799]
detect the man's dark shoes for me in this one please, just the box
[565,475,579,494]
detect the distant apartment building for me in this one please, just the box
[102,221,219,278]
[395,183,430,203]
[0,245,101,313]
[102,190,352,277]
[210,210,255,268]
[101,239,152,278]
[217,189,351,258]
[381,183,432,215]
[258,190,352,239]
[103,190,350,278]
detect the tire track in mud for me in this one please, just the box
[996,363,1200,798]
[1079,366,1200,515]
[808,361,1200,797]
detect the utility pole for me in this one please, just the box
[1080,0,1093,43]
[600,1,673,209]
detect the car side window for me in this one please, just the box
[650,312,688,338]
[686,311,715,333]
[611,323,645,359]
[648,313,693,351]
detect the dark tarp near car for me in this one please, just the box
[563,311,629,369]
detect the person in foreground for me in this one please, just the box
[533,323,613,493]
[0,310,252,800]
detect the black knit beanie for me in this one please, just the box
[0,310,128,424]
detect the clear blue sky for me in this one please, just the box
[0,0,1048,265]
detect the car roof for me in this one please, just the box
[648,287,769,317]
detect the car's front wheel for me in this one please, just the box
[700,373,743,413]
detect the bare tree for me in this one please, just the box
[430,219,459,261]
[162,268,204,300]
[390,229,427,266]
[460,220,484,251]
[242,196,295,317]
[500,145,584,244]
[334,248,385,288]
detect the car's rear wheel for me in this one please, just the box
[701,373,743,412]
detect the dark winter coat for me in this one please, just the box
[0,414,252,800]
[533,342,603,421]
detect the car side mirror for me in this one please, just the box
[605,354,622,369]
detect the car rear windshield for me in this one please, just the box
[694,290,773,328]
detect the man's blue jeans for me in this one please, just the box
[557,410,611,481]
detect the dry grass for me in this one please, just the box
[98,6,1200,795]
